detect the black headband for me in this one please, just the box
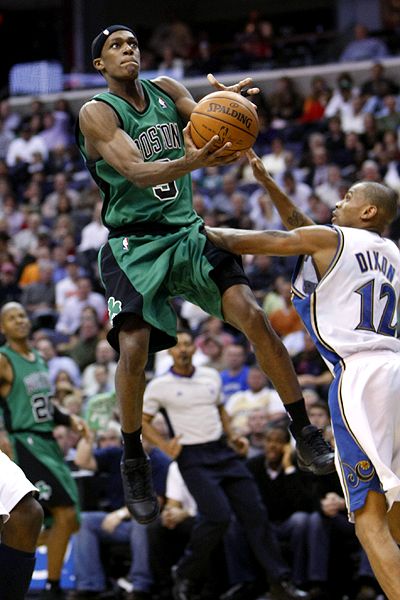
[91,25,137,61]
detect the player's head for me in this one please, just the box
[91,25,139,80]
[0,302,31,340]
[332,181,398,233]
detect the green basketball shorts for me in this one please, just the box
[98,222,249,353]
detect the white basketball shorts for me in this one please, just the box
[0,450,37,524]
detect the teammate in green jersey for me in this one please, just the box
[0,302,88,600]
[77,24,334,525]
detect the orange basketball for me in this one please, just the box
[190,90,259,155]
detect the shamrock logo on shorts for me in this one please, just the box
[108,296,122,322]
[35,480,52,501]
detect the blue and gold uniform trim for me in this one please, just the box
[292,226,345,369]
[329,361,382,513]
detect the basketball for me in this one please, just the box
[190,90,259,155]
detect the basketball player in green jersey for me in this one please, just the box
[77,24,334,524]
[0,302,88,600]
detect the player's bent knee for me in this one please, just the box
[118,337,148,371]
[239,305,269,337]
[4,494,43,550]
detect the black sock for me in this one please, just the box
[0,543,36,599]
[286,398,311,436]
[122,427,146,459]
[45,579,61,591]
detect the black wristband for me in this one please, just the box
[53,404,72,427]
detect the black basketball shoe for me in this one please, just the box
[291,424,335,476]
[120,456,160,524]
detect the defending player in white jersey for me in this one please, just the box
[0,448,43,599]
[206,149,400,600]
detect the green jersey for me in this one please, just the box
[76,80,201,235]
[0,345,54,434]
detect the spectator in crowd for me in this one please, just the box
[0,261,21,305]
[361,62,399,114]
[266,78,304,134]
[0,192,25,235]
[225,366,285,435]
[247,425,313,589]
[78,200,108,252]
[220,343,250,404]
[42,173,80,221]
[245,255,284,302]
[299,76,332,128]
[38,111,72,152]
[64,306,104,372]
[340,96,368,135]
[53,369,82,408]
[142,330,309,600]
[5,122,48,169]
[20,259,56,321]
[279,171,312,214]
[0,118,15,160]
[56,276,106,336]
[12,211,43,261]
[292,332,332,400]
[245,406,286,458]
[377,95,400,133]
[315,164,344,210]
[304,146,330,189]
[261,137,290,177]
[73,424,170,600]
[340,24,390,63]
[198,334,225,372]
[248,188,283,231]
[212,173,240,215]
[35,337,81,388]
[324,72,358,123]
[81,338,117,399]
[55,254,82,312]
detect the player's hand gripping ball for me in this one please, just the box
[190,90,259,156]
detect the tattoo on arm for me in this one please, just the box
[268,231,289,238]
[287,211,308,228]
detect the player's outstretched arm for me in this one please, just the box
[206,224,336,259]
[246,149,315,230]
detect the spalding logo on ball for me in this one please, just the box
[190,90,259,155]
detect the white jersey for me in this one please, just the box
[292,225,400,372]
[0,450,37,523]
[143,366,223,445]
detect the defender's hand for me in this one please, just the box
[207,73,260,99]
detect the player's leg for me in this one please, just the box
[117,315,159,524]
[354,491,400,600]
[387,501,400,543]
[221,284,334,475]
[42,505,78,598]
[0,494,43,600]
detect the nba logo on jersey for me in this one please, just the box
[122,237,129,251]
[159,97,167,109]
